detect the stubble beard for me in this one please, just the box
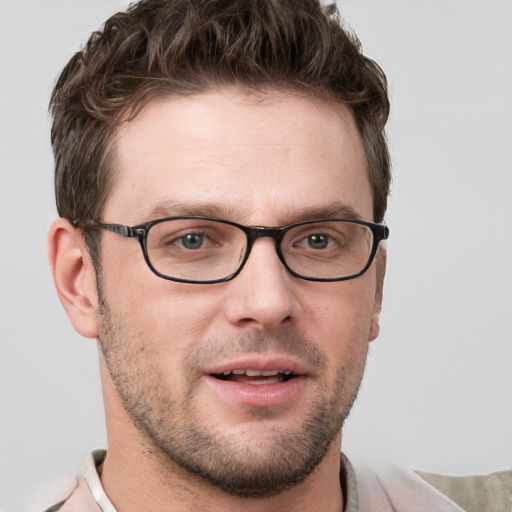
[97,295,367,498]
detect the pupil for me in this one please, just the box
[308,234,328,249]
[182,233,203,249]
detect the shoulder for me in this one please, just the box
[42,476,102,512]
[44,500,67,512]
[347,453,512,512]
[417,468,512,512]
[41,451,107,512]
[42,483,78,512]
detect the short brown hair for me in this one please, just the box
[50,0,390,264]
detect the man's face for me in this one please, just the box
[96,90,384,496]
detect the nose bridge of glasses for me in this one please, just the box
[241,225,287,270]
[246,225,285,243]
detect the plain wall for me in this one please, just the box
[1,1,511,511]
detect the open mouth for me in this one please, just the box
[211,369,296,385]
[205,362,307,406]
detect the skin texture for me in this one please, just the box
[48,89,386,512]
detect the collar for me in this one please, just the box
[82,450,116,512]
[341,453,359,512]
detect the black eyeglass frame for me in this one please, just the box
[80,216,389,284]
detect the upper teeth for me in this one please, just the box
[222,369,292,376]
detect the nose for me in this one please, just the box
[223,238,298,330]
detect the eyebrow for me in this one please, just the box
[143,199,241,221]
[140,199,365,226]
[282,203,363,223]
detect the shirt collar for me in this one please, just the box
[341,452,360,512]
[82,450,116,512]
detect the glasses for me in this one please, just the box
[82,216,389,284]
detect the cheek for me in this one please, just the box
[101,260,224,365]
[300,278,376,365]
[101,237,217,321]
[308,277,375,329]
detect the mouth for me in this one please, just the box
[203,357,308,407]
[211,368,296,385]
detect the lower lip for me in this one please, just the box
[204,375,308,407]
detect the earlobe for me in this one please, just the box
[47,218,99,339]
[369,247,386,341]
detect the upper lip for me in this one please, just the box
[203,355,309,377]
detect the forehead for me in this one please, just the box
[107,89,372,224]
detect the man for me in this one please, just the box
[45,1,509,511]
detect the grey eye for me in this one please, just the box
[180,233,204,249]
[306,234,329,249]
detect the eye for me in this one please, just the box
[305,233,330,250]
[167,230,220,251]
[287,223,349,254]
[294,232,337,251]
[179,233,206,250]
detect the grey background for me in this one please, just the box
[1,1,511,511]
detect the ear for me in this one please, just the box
[47,218,99,339]
[369,247,386,341]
